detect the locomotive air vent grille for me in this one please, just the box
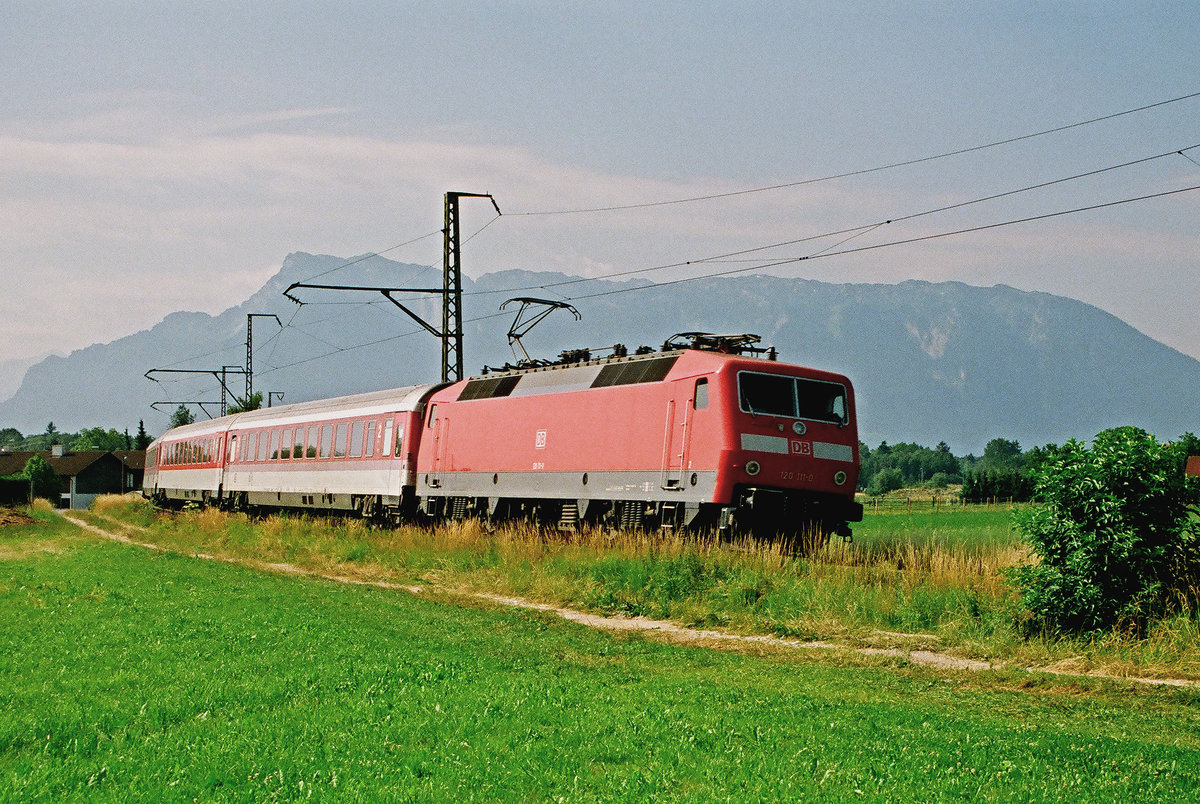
[458,375,521,401]
[590,356,679,388]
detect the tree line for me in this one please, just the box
[0,421,153,453]
[860,437,1058,501]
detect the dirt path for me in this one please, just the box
[62,512,1195,688]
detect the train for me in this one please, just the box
[143,333,864,542]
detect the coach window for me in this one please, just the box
[350,421,365,458]
[395,422,405,457]
[292,431,303,459]
[694,378,709,410]
[320,425,333,458]
[280,428,292,459]
[364,420,376,457]
[257,431,270,462]
[381,420,393,458]
[305,425,317,458]
[334,423,348,458]
[268,430,280,460]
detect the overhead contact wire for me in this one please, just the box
[507,90,1200,215]
[461,143,1200,298]
[561,183,1200,300]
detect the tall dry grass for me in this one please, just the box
[84,500,1200,677]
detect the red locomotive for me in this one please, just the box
[144,334,863,541]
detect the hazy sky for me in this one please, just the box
[3,1,1198,367]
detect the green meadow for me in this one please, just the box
[3,502,1200,800]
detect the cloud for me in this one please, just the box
[0,114,1197,365]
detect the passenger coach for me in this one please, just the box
[145,385,438,518]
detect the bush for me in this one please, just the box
[867,467,905,496]
[925,472,960,489]
[1008,427,1200,635]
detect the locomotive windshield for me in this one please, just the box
[738,371,847,424]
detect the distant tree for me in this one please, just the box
[123,428,132,450]
[23,454,61,502]
[71,427,126,452]
[927,472,953,489]
[135,420,152,450]
[960,438,1036,502]
[169,405,195,429]
[858,439,966,491]
[868,467,905,496]
[980,438,1024,471]
[44,421,60,444]
[0,427,21,446]
[931,442,959,475]
[961,468,1034,503]
[225,392,263,415]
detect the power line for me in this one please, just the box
[256,309,516,376]
[507,89,1200,215]
[560,183,1200,301]
[459,142,1200,298]
[297,230,443,285]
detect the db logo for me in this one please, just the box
[535,430,547,449]
[790,440,812,455]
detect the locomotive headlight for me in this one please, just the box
[833,470,847,486]
[745,460,761,476]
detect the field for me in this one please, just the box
[3,500,1200,800]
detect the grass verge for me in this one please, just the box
[75,496,1200,681]
[3,518,1200,801]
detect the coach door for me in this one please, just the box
[660,386,694,490]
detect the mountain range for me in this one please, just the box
[3,252,1198,455]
